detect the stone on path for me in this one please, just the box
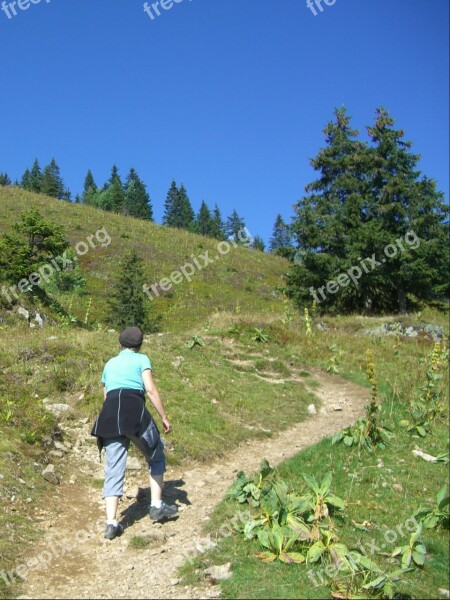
[307,403,317,415]
[42,464,60,485]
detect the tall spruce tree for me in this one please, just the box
[40,159,65,199]
[362,107,449,311]
[269,214,292,252]
[210,204,226,240]
[194,201,214,236]
[29,159,42,193]
[124,168,153,220]
[176,184,195,229]
[106,165,125,213]
[82,169,97,204]
[286,108,369,312]
[21,168,32,190]
[107,250,160,333]
[226,209,246,242]
[163,180,179,226]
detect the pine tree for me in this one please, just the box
[226,209,246,242]
[176,184,195,230]
[40,159,65,199]
[286,107,449,313]
[269,214,292,252]
[286,107,368,312]
[124,168,153,220]
[108,164,121,188]
[194,201,214,236]
[29,159,42,193]
[107,250,160,333]
[21,168,32,190]
[163,182,194,229]
[363,107,449,311]
[251,235,266,252]
[210,204,226,240]
[0,172,11,186]
[163,180,179,226]
[82,169,97,204]
[104,165,125,213]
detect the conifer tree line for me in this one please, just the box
[2,161,266,249]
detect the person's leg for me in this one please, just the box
[103,437,130,526]
[132,421,177,520]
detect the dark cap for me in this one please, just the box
[119,327,144,349]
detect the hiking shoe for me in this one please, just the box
[149,501,178,522]
[104,523,123,540]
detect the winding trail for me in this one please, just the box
[20,368,369,600]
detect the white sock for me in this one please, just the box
[151,500,162,509]
[107,519,118,527]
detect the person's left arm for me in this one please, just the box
[142,369,171,434]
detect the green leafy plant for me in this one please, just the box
[331,566,411,599]
[302,472,345,521]
[414,485,449,529]
[252,328,269,343]
[186,335,205,349]
[391,525,426,568]
[1,400,15,424]
[401,342,448,437]
[332,350,391,451]
[255,523,306,564]
[327,345,342,374]
[227,459,274,508]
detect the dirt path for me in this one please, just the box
[20,369,369,600]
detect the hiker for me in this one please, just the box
[91,326,178,540]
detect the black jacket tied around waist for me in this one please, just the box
[91,388,153,455]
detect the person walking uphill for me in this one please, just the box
[91,326,178,540]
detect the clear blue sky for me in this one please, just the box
[0,0,448,244]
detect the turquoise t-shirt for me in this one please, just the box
[101,349,152,393]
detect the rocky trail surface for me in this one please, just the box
[20,368,370,600]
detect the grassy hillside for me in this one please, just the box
[180,310,450,600]
[1,186,448,600]
[0,187,289,331]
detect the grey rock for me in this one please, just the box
[54,440,68,452]
[307,404,317,415]
[17,307,29,321]
[35,312,44,327]
[48,450,64,459]
[204,563,233,582]
[42,464,60,485]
